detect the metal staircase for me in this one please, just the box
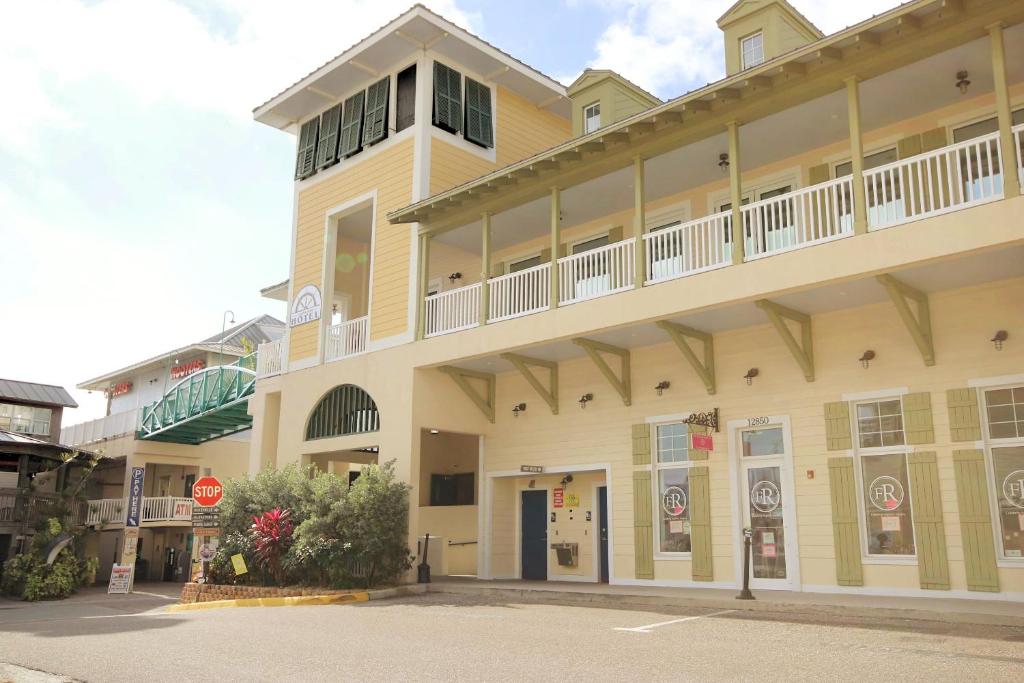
[137,355,257,445]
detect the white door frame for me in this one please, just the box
[728,415,802,591]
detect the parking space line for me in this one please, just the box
[613,609,736,633]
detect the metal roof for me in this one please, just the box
[0,379,78,408]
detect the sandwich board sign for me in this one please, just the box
[108,564,132,594]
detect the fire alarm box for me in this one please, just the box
[550,542,578,567]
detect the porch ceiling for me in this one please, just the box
[447,245,1024,375]
[436,22,1024,255]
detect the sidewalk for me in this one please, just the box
[429,577,1024,627]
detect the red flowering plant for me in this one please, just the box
[250,507,294,585]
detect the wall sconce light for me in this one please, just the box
[744,368,759,385]
[560,474,574,486]
[718,153,730,173]
[578,393,593,409]
[448,272,462,283]
[859,350,876,369]
[956,70,970,95]
[655,380,671,396]
[991,330,1008,350]
[512,402,527,418]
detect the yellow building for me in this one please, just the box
[249,2,1024,599]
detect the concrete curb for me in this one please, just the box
[427,583,1024,628]
[166,584,425,612]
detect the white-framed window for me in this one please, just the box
[653,421,693,555]
[851,397,916,558]
[0,403,52,436]
[981,384,1024,559]
[584,101,601,134]
[741,32,765,70]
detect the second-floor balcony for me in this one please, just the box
[423,125,1021,338]
[60,408,139,447]
[84,496,193,527]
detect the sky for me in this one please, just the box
[0,0,897,427]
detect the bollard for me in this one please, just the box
[736,527,755,600]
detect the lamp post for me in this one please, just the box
[219,310,235,366]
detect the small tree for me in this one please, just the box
[250,508,294,586]
[343,462,414,587]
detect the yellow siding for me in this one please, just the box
[291,139,415,362]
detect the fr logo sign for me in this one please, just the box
[192,476,223,507]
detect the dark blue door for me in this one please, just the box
[521,490,547,580]
[598,486,609,583]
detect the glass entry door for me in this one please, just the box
[738,423,797,590]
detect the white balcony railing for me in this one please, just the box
[865,131,1003,230]
[85,496,192,526]
[256,339,284,378]
[60,408,139,447]
[644,211,731,284]
[1014,122,1024,191]
[326,316,368,361]
[558,238,635,306]
[742,177,854,261]
[488,262,551,323]
[425,282,482,337]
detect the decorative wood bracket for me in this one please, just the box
[877,274,935,366]
[656,321,716,395]
[438,366,496,423]
[500,353,558,415]
[755,299,815,382]
[572,338,631,406]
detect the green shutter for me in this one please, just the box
[315,104,342,169]
[465,78,493,148]
[896,134,922,159]
[338,91,365,158]
[920,127,948,152]
[907,451,950,590]
[633,470,654,580]
[947,388,982,442]
[827,457,863,586]
[952,449,1000,592]
[489,261,506,278]
[902,392,934,445]
[632,423,651,465]
[689,465,713,582]
[362,77,390,147]
[433,61,462,133]
[607,226,624,243]
[824,401,852,450]
[294,118,319,179]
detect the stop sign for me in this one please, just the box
[192,476,223,506]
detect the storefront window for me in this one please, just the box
[985,387,1024,439]
[993,447,1024,558]
[860,453,916,556]
[654,422,691,553]
[856,399,904,448]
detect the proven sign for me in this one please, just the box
[192,476,223,507]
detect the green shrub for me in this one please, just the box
[0,518,93,601]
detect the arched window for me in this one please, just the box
[305,384,380,440]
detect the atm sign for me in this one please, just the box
[192,476,223,507]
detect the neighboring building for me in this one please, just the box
[60,315,285,582]
[0,378,78,444]
[248,0,1024,600]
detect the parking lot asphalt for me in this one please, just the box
[2,587,1023,681]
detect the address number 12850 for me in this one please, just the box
[747,416,771,426]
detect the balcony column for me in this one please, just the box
[845,76,869,234]
[726,121,744,265]
[989,22,1020,199]
[549,187,560,309]
[416,231,431,340]
[633,156,646,288]
[480,212,492,326]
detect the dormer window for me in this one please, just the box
[741,31,765,70]
[584,102,601,134]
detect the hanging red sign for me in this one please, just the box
[552,488,564,509]
[691,433,714,451]
[171,359,206,380]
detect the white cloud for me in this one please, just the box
[578,0,904,100]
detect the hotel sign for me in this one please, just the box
[290,284,323,327]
